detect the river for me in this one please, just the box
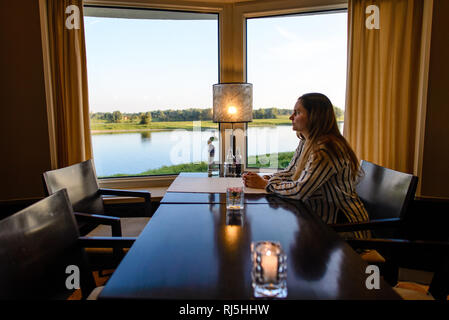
[92,123,343,177]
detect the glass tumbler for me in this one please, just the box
[226,187,244,210]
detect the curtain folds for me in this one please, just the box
[46,0,92,168]
[344,0,424,174]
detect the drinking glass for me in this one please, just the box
[226,187,244,210]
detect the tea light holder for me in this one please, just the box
[251,241,287,298]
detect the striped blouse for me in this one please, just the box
[266,138,369,230]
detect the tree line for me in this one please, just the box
[90,106,344,123]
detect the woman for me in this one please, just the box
[243,93,369,227]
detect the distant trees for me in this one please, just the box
[253,106,344,120]
[112,111,122,123]
[89,106,345,122]
[150,109,213,122]
[253,108,278,119]
[152,110,167,121]
[104,113,113,122]
[139,112,152,124]
[91,110,122,123]
[131,114,140,122]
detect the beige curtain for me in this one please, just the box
[47,0,92,168]
[344,0,424,174]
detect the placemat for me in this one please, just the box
[166,176,267,194]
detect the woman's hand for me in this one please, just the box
[242,172,269,189]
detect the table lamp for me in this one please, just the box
[213,83,253,176]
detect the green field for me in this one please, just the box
[100,162,209,178]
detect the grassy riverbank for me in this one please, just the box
[247,151,295,169]
[98,151,295,178]
[100,162,209,178]
[90,116,292,133]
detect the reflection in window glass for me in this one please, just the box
[84,7,219,178]
[246,11,347,169]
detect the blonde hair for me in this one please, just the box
[292,93,360,181]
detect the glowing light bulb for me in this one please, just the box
[227,106,237,114]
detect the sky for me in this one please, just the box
[84,11,347,113]
[247,12,348,110]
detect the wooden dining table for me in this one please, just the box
[99,175,400,300]
[161,172,273,205]
[161,191,272,205]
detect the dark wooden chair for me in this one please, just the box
[329,160,418,285]
[347,237,449,300]
[0,189,135,300]
[42,159,152,238]
[331,160,418,238]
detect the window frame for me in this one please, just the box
[82,2,223,188]
[244,8,348,171]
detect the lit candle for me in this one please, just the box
[261,248,278,282]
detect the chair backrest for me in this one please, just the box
[356,160,418,221]
[42,159,105,215]
[0,189,95,299]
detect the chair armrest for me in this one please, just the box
[78,236,136,265]
[78,236,136,248]
[330,218,401,232]
[74,212,122,237]
[99,188,152,217]
[99,188,151,200]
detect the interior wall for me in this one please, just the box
[0,0,52,201]
[420,0,449,199]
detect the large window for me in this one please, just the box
[246,10,347,169]
[84,7,219,178]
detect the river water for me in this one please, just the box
[92,123,343,177]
